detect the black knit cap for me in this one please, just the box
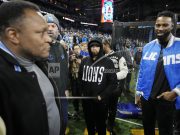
[88,37,102,47]
[88,37,104,59]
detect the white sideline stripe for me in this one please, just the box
[48,96,97,99]
[115,118,143,126]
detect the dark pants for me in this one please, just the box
[61,99,68,135]
[71,79,80,112]
[141,97,174,135]
[107,95,119,131]
[82,99,108,135]
[174,109,180,135]
[125,73,131,92]
[107,81,125,131]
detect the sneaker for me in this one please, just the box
[68,112,73,119]
[72,111,80,120]
[110,130,116,135]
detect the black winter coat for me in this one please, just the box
[0,49,62,135]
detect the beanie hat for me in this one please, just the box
[88,37,104,58]
[44,14,60,30]
[88,37,102,48]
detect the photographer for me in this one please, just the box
[69,45,83,117]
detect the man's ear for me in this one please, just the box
[4,27,20,45]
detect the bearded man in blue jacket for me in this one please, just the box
[136,10,180,135]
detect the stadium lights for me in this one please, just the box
[80,22,98,26]
[63,17,75,22]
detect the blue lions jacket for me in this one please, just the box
[136,35,180,109]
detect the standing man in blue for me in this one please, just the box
[136,10,180,135]
[44,14,69,135]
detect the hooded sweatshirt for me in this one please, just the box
[79,37,117,100]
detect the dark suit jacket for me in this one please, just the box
[0,49,62,135]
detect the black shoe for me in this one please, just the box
[68,112,73,119]
[72,111,80,120]
[110,130,116,135]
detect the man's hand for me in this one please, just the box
[76,59,81,64]
[135,95,142,108]
[65,90,69,97]
[157,91,177,101]
[133,62,137,68]
[97,95,102,101]
[0,117,6,135]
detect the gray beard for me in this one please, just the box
[49,34,58,41]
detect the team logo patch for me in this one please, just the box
[48,54,54,61]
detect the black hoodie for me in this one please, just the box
[79,37,117,100]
